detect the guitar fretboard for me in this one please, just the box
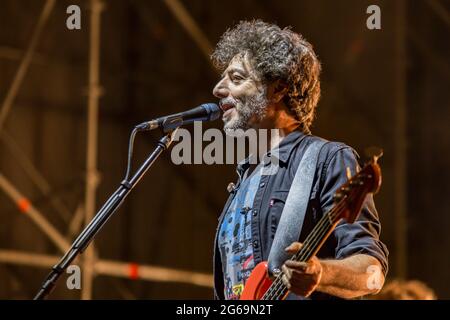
[261,200,345,300]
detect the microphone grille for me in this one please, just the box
[201,103,221,121]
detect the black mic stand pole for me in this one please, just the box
[34,129,178,300]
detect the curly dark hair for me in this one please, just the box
[211,20,321,134]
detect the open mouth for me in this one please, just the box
[219,101,236,118]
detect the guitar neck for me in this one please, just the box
[292,204,344,263]
[262,201,345,300]
[259,158,381,300]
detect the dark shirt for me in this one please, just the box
[213,130,389,300]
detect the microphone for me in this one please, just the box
[135,103,221,132]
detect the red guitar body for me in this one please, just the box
[240,262,276,300]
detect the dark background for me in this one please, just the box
[0,0,449,299]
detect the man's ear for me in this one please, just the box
[268,80,288,104]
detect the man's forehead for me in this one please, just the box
[223,53,259,78]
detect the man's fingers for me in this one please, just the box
[284,260,307,271]
[281,264,292,278]
[285,242,303,254]
[281,259,322,297]
[281,274,291,290]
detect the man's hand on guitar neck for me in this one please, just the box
[281,242,323,297]
[281,242,385,299]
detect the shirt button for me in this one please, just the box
[227,182,236,193]
[253,240,259,248]
[252,209,258,216]
[260,182,265,188]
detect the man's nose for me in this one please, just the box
[213,78,229,99]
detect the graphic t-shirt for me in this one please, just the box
[218,167,262,300]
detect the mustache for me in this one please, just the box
[219,97,239,108]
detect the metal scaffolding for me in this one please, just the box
[0,0,214,299]
[82,0,103,300]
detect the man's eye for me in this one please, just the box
[232,75,245,82]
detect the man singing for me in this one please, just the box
[211,20,388,300]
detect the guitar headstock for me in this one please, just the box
[333,156,382,223]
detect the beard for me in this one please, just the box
[222,88,268,136]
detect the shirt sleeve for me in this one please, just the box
[319,145,389,276]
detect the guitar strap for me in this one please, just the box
[267,138,326,274]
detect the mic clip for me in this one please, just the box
[135,121,156,131]
[135,117,183,133]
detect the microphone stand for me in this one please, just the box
[34,129,178,300]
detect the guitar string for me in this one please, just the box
[265,186,367,300]
[262,191,361,300]
[248,169,372,300]
[261,199,344,299]
[263,197,350,300]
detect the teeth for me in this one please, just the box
[220,101,235,111]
